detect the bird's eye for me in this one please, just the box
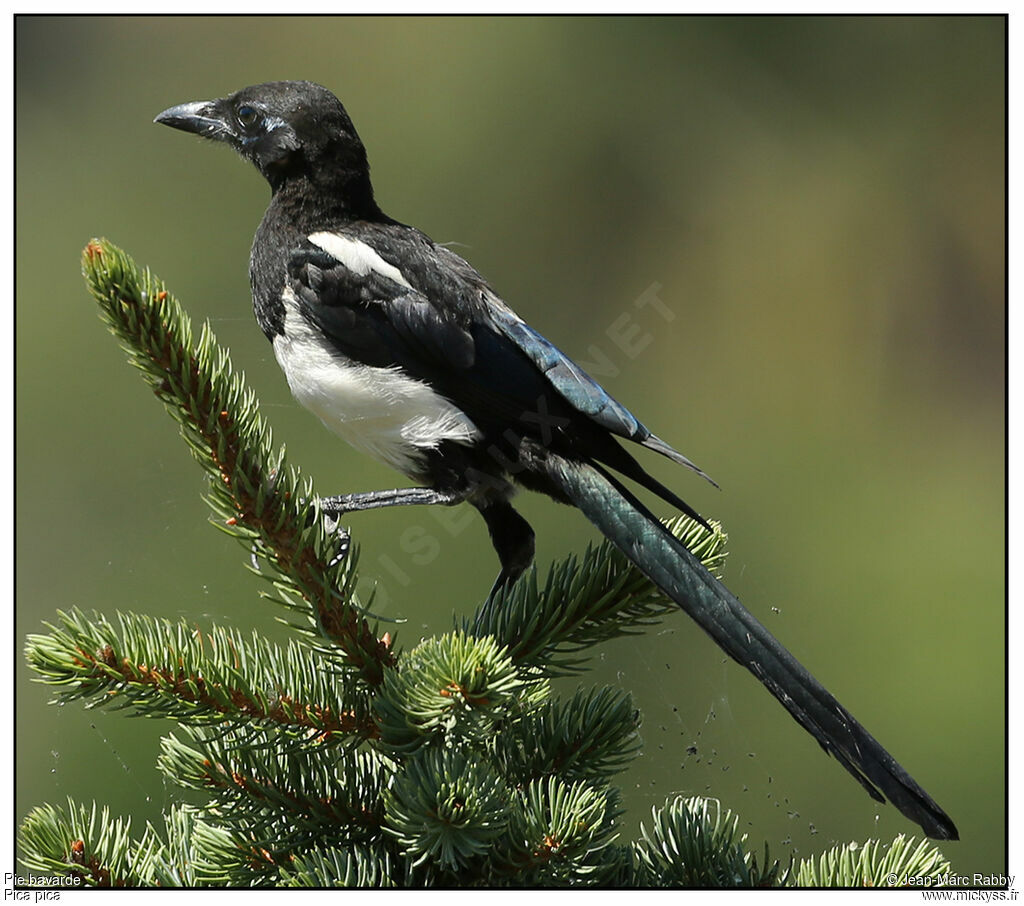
[237,105,260,129]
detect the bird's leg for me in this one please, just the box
[475,499,536,612]
[314,488,466,571]
[319,487,465,516]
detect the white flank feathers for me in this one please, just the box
[273,276,480,477]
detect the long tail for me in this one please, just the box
[540,454,958,841]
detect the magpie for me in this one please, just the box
[155,80,957,841]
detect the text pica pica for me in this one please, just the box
[155,80,957,840]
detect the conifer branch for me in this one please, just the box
[375,632,545,754]
[81,239,392,683]
[489,686,643,784]
[158,728,389,851]
[495,776,623,884]
[468,514,727,673]
[18,800,168,888]
[279,842,400,887]
[25,608,376,742]
[633,796,788,887]
[792,835,952,887]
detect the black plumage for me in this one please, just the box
[155,80,957,841]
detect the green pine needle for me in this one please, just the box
[18,799,168,888]
[634,796,788,887]
[491,686,642,783]
[384,747,511,871]
[376,631,544,753]
[158,727,389,851]
[279,843,400,887]
[793,835,952,887]
[500,776,622,884]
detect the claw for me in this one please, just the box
[327,523,351,569]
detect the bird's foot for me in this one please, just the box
[318,487,464,517]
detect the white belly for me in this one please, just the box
[272,289,481,477]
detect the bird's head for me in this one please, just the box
[155,81,373,200]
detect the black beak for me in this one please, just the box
[154,100,232,142]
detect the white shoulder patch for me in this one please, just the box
[308,231,413,290]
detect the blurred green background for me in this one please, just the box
[16,16,1003,879]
